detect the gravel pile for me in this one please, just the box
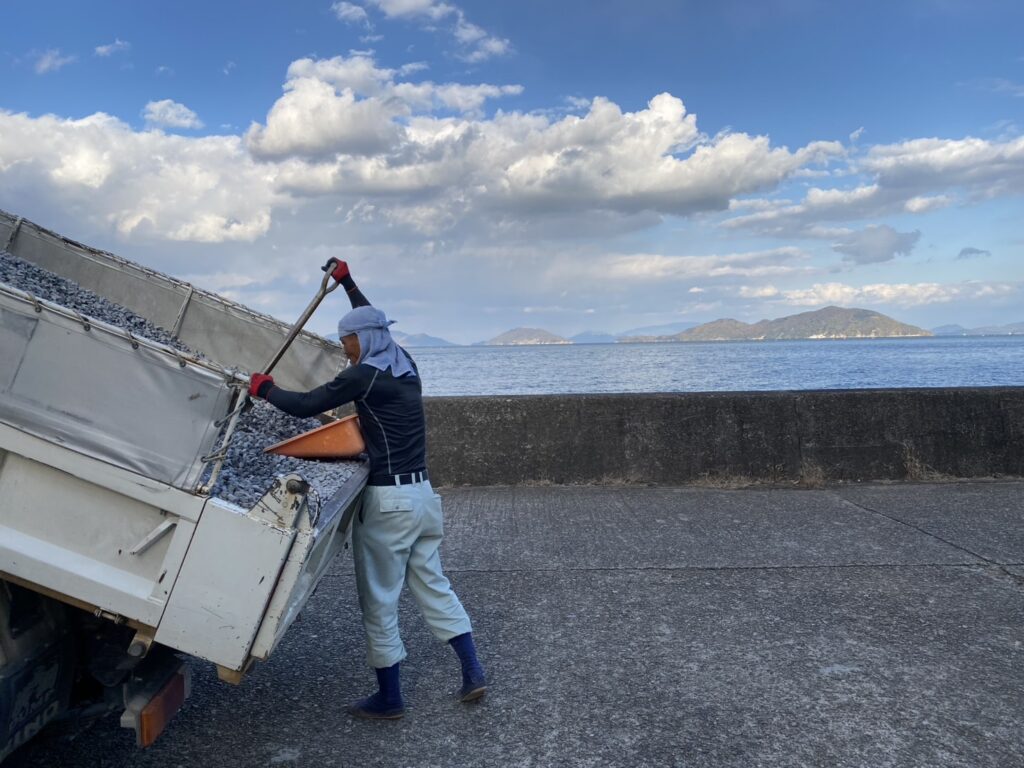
[1,250,362,509]
[207,400,362,509]
[1,250,194,354]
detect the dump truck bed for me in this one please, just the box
[0,275,366,676]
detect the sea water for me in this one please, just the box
[406,336,1024,396]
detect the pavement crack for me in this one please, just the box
[833,494,1024,593]
[833,493,995,564]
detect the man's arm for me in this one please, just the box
[257,365,372,418]
[324,259,371,308]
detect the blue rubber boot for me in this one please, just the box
[346,662,405,720]
[449,632,487,702]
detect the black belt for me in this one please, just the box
[367,470,429,486]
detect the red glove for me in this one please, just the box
[322,258,350,283]
[249,372,275,398]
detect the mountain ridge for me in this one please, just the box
[932,321,1024,336]
[392,331,457,347]
[661,306,930,342]
[330,308,1009,346]
[485,327,572,345]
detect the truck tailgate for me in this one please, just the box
[155,468,367,673]
[250,466,367,661]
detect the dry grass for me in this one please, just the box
[900,441,955,482]
[689,472,760,490]
[798,460,827,489]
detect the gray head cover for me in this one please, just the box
[337,306,416,378]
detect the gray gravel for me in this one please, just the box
[1,250,194,353]
[1,250,363,509]
[208,400,362,509]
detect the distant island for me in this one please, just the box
[619,307,930,342]
[932,322,1024,336]
[570,321,699,344]
[570,331,618,344]
[392,331,457,347]
[328,308,1023,347]
[484,327,572,346]
[325,330,457,347]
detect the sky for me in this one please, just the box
[1,0,1022,343]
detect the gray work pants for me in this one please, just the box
[352,481,472,668]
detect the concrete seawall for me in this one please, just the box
[424,387,1024,486]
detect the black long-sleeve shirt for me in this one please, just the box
[263,273,427,477]
[266,354,427,477]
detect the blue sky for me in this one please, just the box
[2,0,1022,342]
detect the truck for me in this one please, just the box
[0,210,367,761]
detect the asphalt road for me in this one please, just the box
[11,481,1024,768]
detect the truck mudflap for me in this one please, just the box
[119,650,191,748]
[155,468,367,675]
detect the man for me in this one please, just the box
[248,260,485,720]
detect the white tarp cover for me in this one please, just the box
[0,210,346,392]
[0,288,234,491]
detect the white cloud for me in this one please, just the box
[972,77,1024,98]
[0,110,277,242]
[453,16,511,62]
[725,184,884,234]
[780,281,1018,307]
[861,136,1024,196]
[244,54,841,229]
[34,49,76,74]
[547,248,813,286]
[904,194,950,213]
[0,51,843,268]
[367,0,456,21]
[422,82,523,111]
[155,65,174,76]
[2,51,846,250]
[246,53,523,159]
[246,75,404,159]
[223,61,237,75]
[143,99,204,129]
[726,134,1024,238]
[332,1,370,24]
[398,61,428,75]
[832,225,921,265]
[6,47,1023,339]
[287,53,397,94]
[361,0,511,62]
[95,39,130,57]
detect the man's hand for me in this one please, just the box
[249,372,275,399]
[323,257,368,306]
[322,258,350,283]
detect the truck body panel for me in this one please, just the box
[0,424,203,630]
[156,494,300,670]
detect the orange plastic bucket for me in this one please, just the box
[264,414,365,459]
